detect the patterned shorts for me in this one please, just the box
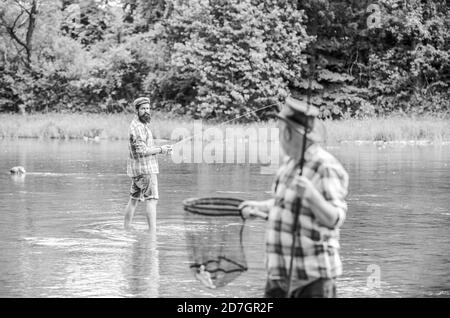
[130,174,159,201]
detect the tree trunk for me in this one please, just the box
[24,0,38,68]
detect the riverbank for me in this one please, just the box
[0,113,449,145]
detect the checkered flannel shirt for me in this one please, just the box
[127,116,159,177]
[266,143,349,284]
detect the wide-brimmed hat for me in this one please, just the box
[133,97,150,110]
[277,96,324,142]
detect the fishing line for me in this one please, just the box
[169,102,282,149]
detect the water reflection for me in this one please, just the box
[122,231,159,297]
[10,174,26,184]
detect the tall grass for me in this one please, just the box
[0,112,183,140]
[0,112,448,144]
[324,116,450,144]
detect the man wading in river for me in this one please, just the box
[240,97,349,298]
[124,97,172,231]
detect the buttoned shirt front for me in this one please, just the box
[127,116,159,177]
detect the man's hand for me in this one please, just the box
[292,175,319,208]
[292,175,344,229]
[238,201,269,220]
[160,144,173,155]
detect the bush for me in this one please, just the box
[367,0,450,115]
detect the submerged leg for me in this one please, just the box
[145,199,158,232]
[124,197,139,230]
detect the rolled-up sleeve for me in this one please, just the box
[130,125,149,157]
[320,164,349,228]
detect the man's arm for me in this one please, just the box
[144,146,163,156]
[139,144,171,157]
[298,180,345,229]
[294,165,348,229]
[132,126,168,157]
[239,199,274,212]
[253,199,274,213]
[133,136,162,157]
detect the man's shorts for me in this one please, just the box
[264,278,336,298]
[130,174,159,201]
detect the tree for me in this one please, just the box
[152,0,311,120]
[367,0,450,114]
[0,0,38,69]
[292,0,449,118]
[293,0,377,118]
[121,0,172,31]
[60,0,122,47]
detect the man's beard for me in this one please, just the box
[139,113,151,124]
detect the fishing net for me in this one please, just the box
[183,202,248,289]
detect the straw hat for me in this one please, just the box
[277,96,325,143]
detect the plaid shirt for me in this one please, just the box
[266,143,349,286]
[127,116,159,177]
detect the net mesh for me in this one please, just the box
[184,207,248,289]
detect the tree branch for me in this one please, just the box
[13,0,31,15]
[6,25,28,49]
[12,10,25,30]
[0,4,30,53]
[11,38,26,55]
[7,36,28,65]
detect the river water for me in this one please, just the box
[0,139,449,297]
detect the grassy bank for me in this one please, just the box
[324,116,450,144]
[0,113,449,144]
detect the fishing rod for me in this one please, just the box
[285,42,317,297]
[168,101,282,149]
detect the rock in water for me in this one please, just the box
[10,166,26,175]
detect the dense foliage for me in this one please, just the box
[0,0,448,119]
